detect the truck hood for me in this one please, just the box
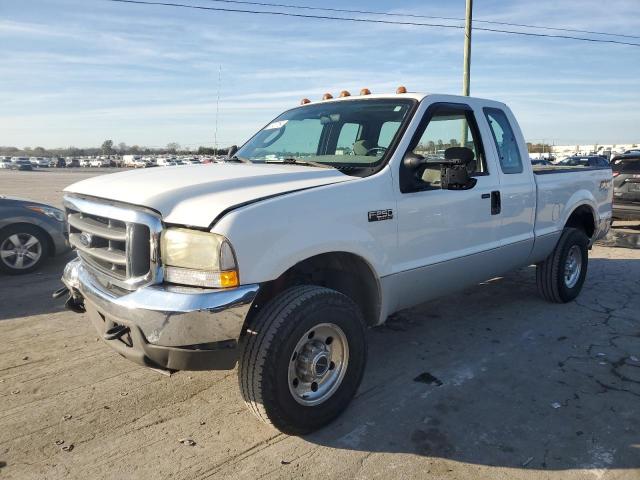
[64,163,353,228]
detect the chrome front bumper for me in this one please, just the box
[62,257,259,370]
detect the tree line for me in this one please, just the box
[0,140,231,157]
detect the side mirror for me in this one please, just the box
[440,147,477,190]
[227,145,238,158]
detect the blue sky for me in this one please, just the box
[1,0,639,149]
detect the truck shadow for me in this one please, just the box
[0,252,74,321]
[306,258,640,472]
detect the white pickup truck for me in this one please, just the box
[59,91,612,434]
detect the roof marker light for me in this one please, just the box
[339,90,351,97]
[322,93,333,100]
[396,85,407,94]
[359,88,371,95]
[300,98,311,105]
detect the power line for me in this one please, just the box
[108,0,640,47]
[200,0,640,41]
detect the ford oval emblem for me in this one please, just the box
[79,232,93,247]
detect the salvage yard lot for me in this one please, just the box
[1,169,639,479]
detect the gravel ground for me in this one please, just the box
[0,169,639,480]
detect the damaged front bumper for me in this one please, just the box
[60,257,259,371]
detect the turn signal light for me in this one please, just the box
[219,270,239,288]
[360,88,371,95]
[300,98,311,105]
[322,93,333,100]
[396,85,407,94]
[339,90,351,97]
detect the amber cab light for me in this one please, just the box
[322,93,333,100]
[339,90,351,97]
[396,85,407,94]
[359,88,371,95]
[300,98,311,105]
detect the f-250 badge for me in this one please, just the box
[368,209,393,222]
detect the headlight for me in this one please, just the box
[27,205,65,222]
[161,228,239,288]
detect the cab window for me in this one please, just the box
[484,108,523,174]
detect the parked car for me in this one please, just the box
[531,158,551,166]
[53,157,67,168]
[80,158,92,167]
[88,158,110,167]
[0,196,69,274]
[557,155,609,167]
[131,158,151,168]
[37,157,52,167]
[10,157,33,171]
[60,91,612,434]
[66,158,81,168]
[611,154,640,221]
[0,157,12,169]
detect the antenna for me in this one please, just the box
[214,65,221,156]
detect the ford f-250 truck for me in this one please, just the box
[58,90,612,434]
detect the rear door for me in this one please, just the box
[481,107,536,265]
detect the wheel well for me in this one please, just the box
[248,252,381,329]
[565,205,596,238]
[0,222,55,256]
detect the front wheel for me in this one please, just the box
[238,286,367,435]
[536,227,589,303]
[0,224,49,274]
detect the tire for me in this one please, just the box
[536,227,589,303]
[238,285,367,435]
[0,224,50,275]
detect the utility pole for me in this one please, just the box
[461,0,473,146]
[462,0,473,96]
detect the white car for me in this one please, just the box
[61,90,612,435]
[80,159,92,167]
[30,157,50,167]
[0,157,12,169]
[156,157,177,167]
[89,158,111,167]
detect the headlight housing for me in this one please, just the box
[161,228,239,288]
[27,205,65,222]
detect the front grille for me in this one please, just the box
[64,196,160,289]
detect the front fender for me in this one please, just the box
[212,173,396,285]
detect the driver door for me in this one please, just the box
[390,102,504,311]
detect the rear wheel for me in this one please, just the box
[536,227,589,303]
[0,224,49,274]
[238,286,367,435]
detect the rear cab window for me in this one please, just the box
[484,108,523,174]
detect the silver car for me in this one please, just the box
[0,196,69,274]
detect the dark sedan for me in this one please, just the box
[0,196,69,274]
[612,155,640,221]
[557,155,610,167]
[10,158,34,171]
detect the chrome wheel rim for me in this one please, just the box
[564,245,582,288]
[0,233,42,270]
[288,323,349,406]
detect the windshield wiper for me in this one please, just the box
[225,155,252,164]
[265,157,334,169]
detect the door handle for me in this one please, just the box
[481,193,490,199]
[491,190,501,215]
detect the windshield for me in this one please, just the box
[236,99,416,172]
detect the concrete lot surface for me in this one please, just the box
[1,169,639,479]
